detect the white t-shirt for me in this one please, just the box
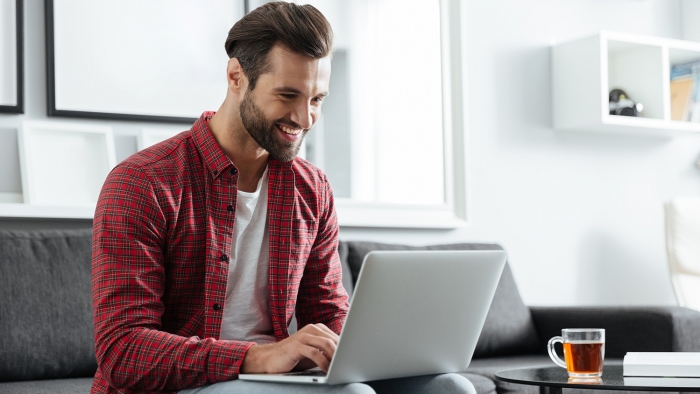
[219,167,275,344]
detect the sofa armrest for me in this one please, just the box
[530,306,700,358]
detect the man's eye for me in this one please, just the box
[313,97,325,103]
[281,94,295,99]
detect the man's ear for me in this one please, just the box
[227,58,247,95]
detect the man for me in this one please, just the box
[92,2,476,394]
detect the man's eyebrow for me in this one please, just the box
[273,87,328,97]
[273,87,303,95]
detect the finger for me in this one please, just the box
[302,323,340,345]
[299,345,331,372]
[286,330,336,358]
[313,323,340,343]
[301,334,337,359]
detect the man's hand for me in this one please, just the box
[240,323,340,374]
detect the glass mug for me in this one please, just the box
[547,328,605,378]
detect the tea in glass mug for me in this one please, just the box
[548,328,605,378]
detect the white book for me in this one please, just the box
[624,376,700,388]
[623,352,700,377]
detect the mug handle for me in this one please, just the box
[547,336,567,369]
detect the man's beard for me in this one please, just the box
[239,90,307,162]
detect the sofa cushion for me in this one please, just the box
[345,241,540,358]
[0,230,97,382]
[530,306,700,357]
[338,241,354,295]
[466,354,556,394]
[0,377,92,394]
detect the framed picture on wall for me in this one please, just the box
[0,0,24,113]
[45,0,247,124]
[18,121,116,207]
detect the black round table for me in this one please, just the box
[495,366,700,393]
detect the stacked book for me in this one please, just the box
[623,352,700,377]
[670,60,700,122]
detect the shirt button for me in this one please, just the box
[213,303,222,311]
[227,205,234,212]
[221,254,228,261]
[213,170,218,175]
[230,168,237,175]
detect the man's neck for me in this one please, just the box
[209,105,269,192]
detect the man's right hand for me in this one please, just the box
[240,323,339,374]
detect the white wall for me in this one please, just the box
[0,0,194,177]
[682,0,700,42]
[2,0,700,307]
[342,0,700,307]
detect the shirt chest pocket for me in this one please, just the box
[290,217,318,266]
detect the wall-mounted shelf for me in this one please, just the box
[0,121,114,221]
[0,203,94,219]
[552,31,700,137]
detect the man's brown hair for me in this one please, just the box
[224,2,333,90]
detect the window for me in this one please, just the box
[255,0,468,228]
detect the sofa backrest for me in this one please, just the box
[0,230,97,382]
[0,230,538,383]
[340,241,540,358]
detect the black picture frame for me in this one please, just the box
[45,0,249,124]
[0,0,24,114]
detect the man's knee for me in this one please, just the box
[430,373,477,394]
[181,381,375,394]
[338,383,375,394]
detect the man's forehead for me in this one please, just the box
[263,45,331,93]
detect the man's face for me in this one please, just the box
[239,45,331,162]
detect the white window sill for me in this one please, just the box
[336,200,468,229]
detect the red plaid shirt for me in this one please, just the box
[91,112,349,394]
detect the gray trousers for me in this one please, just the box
[180,373,476,394]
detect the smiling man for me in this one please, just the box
[91,2,475,394]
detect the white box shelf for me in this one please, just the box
[0,203,95,219]
[0,121,115,220]
[552,31,700,137]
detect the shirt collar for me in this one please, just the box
[191,111,235,179]
[191,111,295,179]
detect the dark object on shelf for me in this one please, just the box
[609,88,644,117]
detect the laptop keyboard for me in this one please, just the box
[283,370,327,377]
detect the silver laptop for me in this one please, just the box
[239,250,507,385]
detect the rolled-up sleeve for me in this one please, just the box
[92,164,254,392]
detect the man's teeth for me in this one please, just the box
[279,125,301,135]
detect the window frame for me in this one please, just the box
[334,0,468,229]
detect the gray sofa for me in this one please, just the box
[1,230,699,394]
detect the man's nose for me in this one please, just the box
[290,101,313,130]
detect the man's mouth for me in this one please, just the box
[277,123,302,136]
